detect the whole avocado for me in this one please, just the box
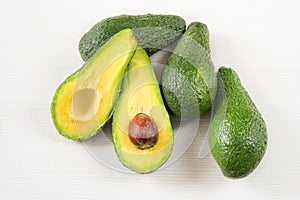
[79,14,186,61]
[161,22,217,118]
[209,67,268,178]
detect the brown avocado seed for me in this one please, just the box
[128,113,159,149]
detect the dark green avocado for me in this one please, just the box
[209,67,268,178]
[79,14,186,61]
[161,22,217,118]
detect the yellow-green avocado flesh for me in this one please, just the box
[112,48,174,173]
[51,29,138,140]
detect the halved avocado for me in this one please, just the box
[51,29,138,140]
[112,48,174,173]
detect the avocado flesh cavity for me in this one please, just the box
[112,48,174,174]
[209,67,268,178]
[51,29,138,140]
[162,22,217,119]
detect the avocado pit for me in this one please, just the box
[128,113,158,149]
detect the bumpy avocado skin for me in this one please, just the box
[79,14,186,61]
[161,22,217,118]
[209,67,267,178]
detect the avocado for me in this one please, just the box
[112,48,174,173]
[51,29,138,140]
[79,14,186,61]
[161,22,217,118]
[209,67,268,178]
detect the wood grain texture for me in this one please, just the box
[0,0,300,199]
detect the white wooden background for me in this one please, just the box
[0,0,299,199]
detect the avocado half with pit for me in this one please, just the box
[51,29,138,140]
[112,48,174,173]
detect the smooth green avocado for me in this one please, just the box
[79,14,186,61]
[51,29,138,140]
[112,48,174,174]
[209,67,268,178]
[161,22,217,119]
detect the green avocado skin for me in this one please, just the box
[209,67,267,178]
[161,22,217,118]
[79,14,186,61]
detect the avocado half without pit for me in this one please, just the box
[112,48,174,174]
[50,29,138,140]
